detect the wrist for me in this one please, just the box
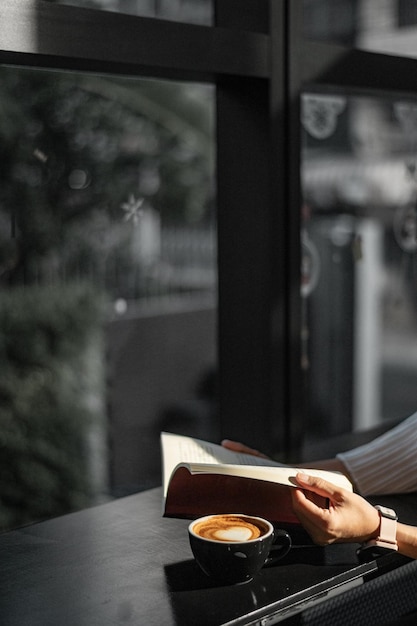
[364,506,382,542]
[363,505,398,551]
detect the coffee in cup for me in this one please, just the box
[192,513,268,542]
[188,513,291,585]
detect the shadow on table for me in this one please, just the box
[165,558,222,591]
[164,559,278,626]
[164,541,360,594]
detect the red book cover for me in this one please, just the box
[164,466,300,524]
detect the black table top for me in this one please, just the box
[0,487,414,626]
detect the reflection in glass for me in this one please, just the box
[302,92,417,443]
[303,0,417,60]
[0,66,216,529]
[301,94,346,140]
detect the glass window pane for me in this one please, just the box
[44,0,213,25]
[0,65,216,529]
[303,0,417,60]
[301,90,417,443]
[303,0,358,46]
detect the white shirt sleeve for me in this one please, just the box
[336,411,417,496]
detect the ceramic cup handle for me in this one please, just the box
[264,529,292,566]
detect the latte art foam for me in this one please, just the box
[193,515,267,542]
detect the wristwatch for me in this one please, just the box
[360,505,398,555]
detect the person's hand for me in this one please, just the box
[291,473,380,545]
[221,439,270,459]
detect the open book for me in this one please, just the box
[161,432,352,525]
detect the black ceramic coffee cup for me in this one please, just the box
[188,513,291,585]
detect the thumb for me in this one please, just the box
[295,472,341,501]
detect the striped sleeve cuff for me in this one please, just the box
[336,412,417,496]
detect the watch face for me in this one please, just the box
[375,505,398,520]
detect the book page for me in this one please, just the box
[185,463,352,491]
[161,432,283,496]
[161,432,352,496]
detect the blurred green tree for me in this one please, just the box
[0,65,214,292]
